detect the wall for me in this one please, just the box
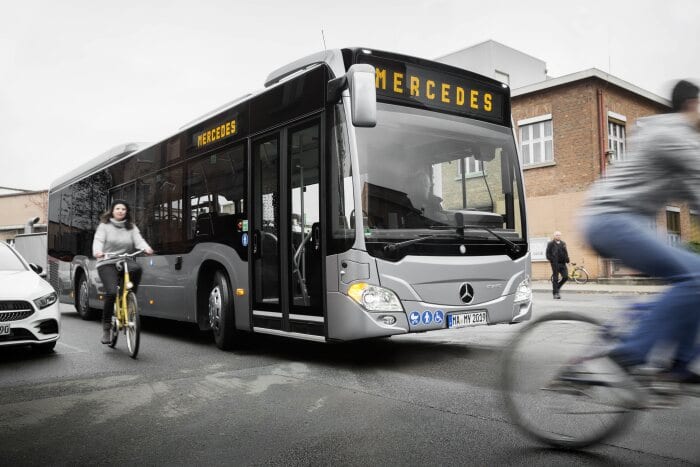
[437,40,547,89]
[0,191,48,242]
[512,78,669,279]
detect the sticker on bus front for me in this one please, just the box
[434,310,444,324]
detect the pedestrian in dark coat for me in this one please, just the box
[546,231,570,299]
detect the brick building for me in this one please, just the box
[438,41,699,279]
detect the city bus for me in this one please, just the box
[47,48,532,349]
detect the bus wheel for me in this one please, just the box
[75,275,98,320]
[208,270,236,350]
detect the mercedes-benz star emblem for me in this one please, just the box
[459,282,474,304]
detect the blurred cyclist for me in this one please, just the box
[581,79,700,383]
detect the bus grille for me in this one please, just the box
[0,301,35,321]
[49,261,59,292]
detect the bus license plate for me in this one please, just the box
[0,323,10,336]
[448,311,487,328]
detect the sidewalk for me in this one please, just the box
[531,280,666,295]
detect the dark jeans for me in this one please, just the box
[97,261,142,324]
[584,213,700,367]
[551,262,568,295]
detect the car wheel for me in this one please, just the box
[75,275,98,320]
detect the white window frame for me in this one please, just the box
[517,114,553,167]
[666,206,681,246]
[607,112,627,162]
[455,157,483,178]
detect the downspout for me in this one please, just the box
[597,88,606,176]
[596,87,609,278]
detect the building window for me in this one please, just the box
[456,157,483,178]
[608,114,627,162]
[666,207,681,246]
[691,210,700,245]
[518,115,553,166]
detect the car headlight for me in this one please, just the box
[514,276,532,303]
[347,282,403,312]
[34,291,58,309]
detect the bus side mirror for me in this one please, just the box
[347,64,377,128]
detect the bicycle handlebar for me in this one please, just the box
[104,250,145,259]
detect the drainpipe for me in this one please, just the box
[24,216,40,234]
[597,89,606,176]
[596,88,610,278]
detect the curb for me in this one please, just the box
[531,282,665,295]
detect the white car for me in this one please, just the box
[0,242,59,352]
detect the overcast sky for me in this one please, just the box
[1,0,698,191]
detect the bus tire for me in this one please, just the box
[75,274,98,320]
[208,270,237,350]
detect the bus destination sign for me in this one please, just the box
[359,56,505,123]
[194,118,238,148]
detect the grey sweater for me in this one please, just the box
[92,219,150,266]
[582,113,700,218]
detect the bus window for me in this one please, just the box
[186,144,247,246]
[152,167,184,250]
[328,105,354,253]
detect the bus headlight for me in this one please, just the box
[347,282,403,312]
[514,277,532,303]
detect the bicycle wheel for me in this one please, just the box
[573,268,589,284]
[124,292,140,359]
[502,312,639,449]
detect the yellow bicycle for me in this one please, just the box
[106,250,142,358]
[550,261,590,284]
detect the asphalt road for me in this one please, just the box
[1,292,698,466]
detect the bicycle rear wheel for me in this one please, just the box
[573,268,589,284]
[502,312,639,449]
[124,292,140,359]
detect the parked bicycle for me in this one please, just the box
[501,308,698,449]
[105,250,143,358]
[550,261,589,284]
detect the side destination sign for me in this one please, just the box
[194,118,237,148]
[359,56,505,123]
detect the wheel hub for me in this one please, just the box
[209,285,222,331]
[79,281,88,312]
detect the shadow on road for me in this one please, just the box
[495,446,617,466]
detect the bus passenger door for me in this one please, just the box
[288,121,324,326]
[251,120,325,338]
[251,134,282,323]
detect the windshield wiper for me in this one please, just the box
[460,224,521,254]
[382,234,443,254]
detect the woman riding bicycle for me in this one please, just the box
[93,200,153,344]
[581,79,700,383]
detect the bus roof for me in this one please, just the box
[50,48,509,193]
[49,143,146,192]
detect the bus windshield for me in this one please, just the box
[355,103,525,245]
